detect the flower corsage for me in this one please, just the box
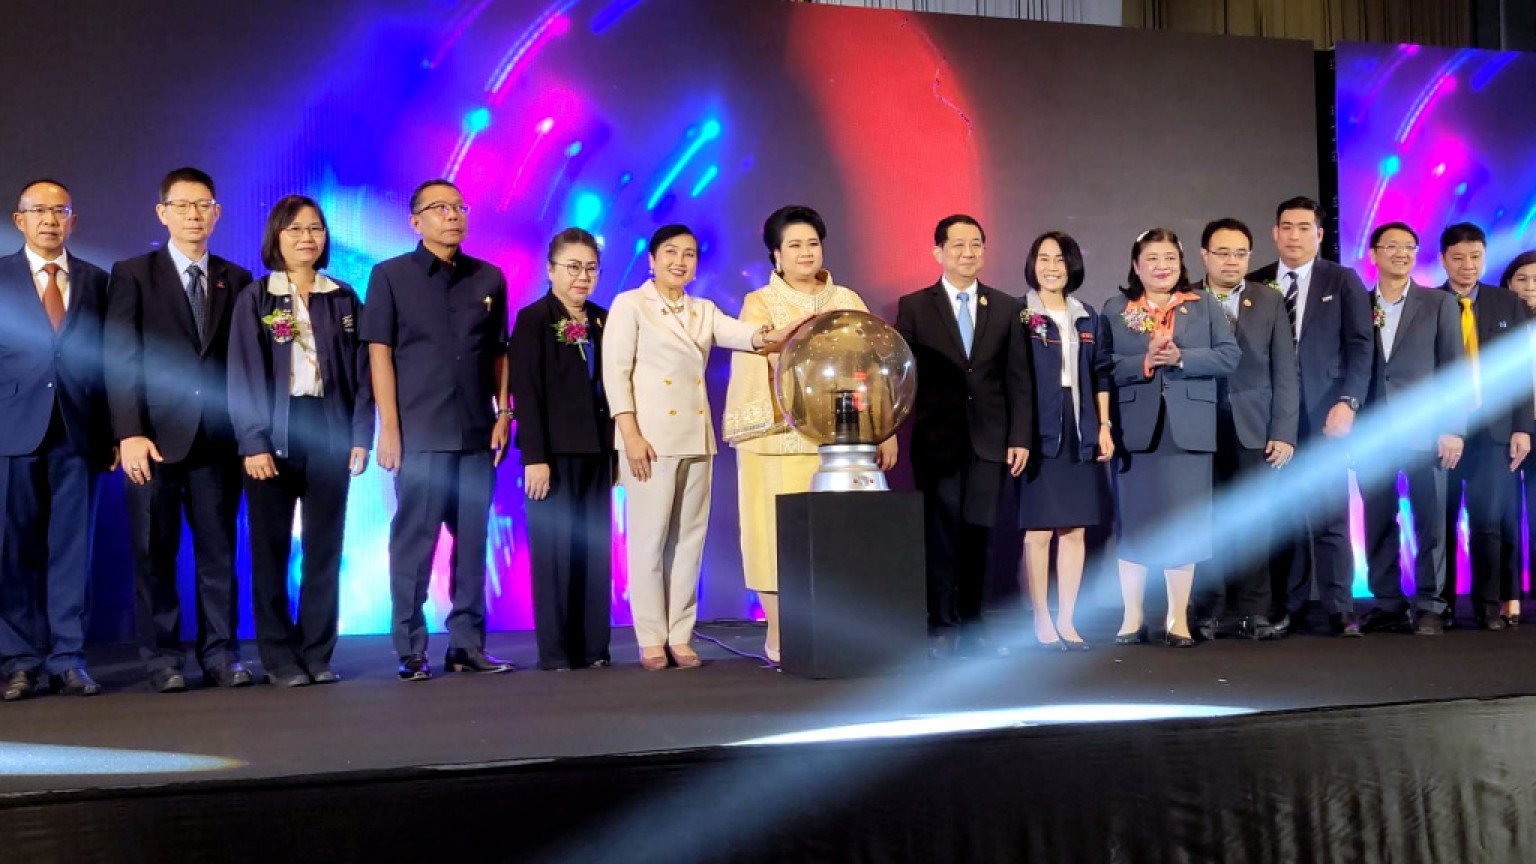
[262,310,298,344]
[554,317,591,360]
[1120,305,1157,334]
[1022,310,1050,342]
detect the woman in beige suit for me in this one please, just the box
[603,224,803,670]
[723,206,896,662]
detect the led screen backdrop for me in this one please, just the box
[1335,41,1536,595]
[0,0,1317,638]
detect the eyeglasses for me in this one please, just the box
[553,261,599,278]
[17,205,72,219]
[162,199,217,214]
[1206,249,1250,260]
[282,226,327,238]
[1372,244,1418,253]
[413,202,470,217]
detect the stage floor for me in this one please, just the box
[4,607,1536,799]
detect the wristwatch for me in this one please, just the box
[1338,397,1360,412]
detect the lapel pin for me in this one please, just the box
[1499,320,1509,329]
[1180,306,1188,314]
[1242,298,1252,308]
[979,295,989,307]
[483,296,493,311]
[1322,294,1335,303]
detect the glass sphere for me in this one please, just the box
[775,310,916,446]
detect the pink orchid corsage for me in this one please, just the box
[554,317,591,361]
[262,309,298,344]
[1023,310,1050,342]
[1121,306,1157,334]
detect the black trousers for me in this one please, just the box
[126,430,242,672]
[526,453,612,669]
[920,457,1004,635]
[1193,410,1271,620]
[0,407,99,675]
[390,450,494,657]
[243,397,352,676]
[1442,438,1517,615]
[1362,457,1447,614]
[1514,467,1534,603]
[1273,435,1355,618]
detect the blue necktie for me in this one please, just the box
[186,264,208,346]
[956,291,974,357]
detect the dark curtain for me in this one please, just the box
[1123,0,1470,47]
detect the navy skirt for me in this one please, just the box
[1018,390,1108,531]
[1113,397,1213,567]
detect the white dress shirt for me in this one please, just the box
[24,246,69,309]
[941,276,979,322]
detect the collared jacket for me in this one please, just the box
[1018,289,1111,461]
[227,273,374,458]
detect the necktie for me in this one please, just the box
[1283,271,1299,336]
[1460,295,1481,408]
[186,264,207,345]
[41,263,65,332]
[956,291,974,357]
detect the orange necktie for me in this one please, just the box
[41,262,65,332]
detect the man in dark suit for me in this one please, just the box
[1356,222,1462,636]
[361,179,514,681]
[0,180,113,701]
[1249,196,1374,636]
[105,167,254,692]
[1190,218,1298,640]
[895,214,1032,657]
[1436,221,1532,629]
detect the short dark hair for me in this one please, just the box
[1369,221,1419,248]
[16,178,71,209]
[762,205,827,269]
[1023,231,1085,295]
[160,167,215,202]
[261,195,330,271]
[409,178,460,213]
[1275,196,1324,224]
[1499,250,1536,289]
[647,224,697,257]
[1200,218,1252,250]
[1439,221,1487,254]
[1120,228,1189,300]
[547,227,600,263]
[933,214,985,247]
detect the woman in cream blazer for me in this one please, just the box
[603,224,802,670]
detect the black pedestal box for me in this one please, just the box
[776,492,926,679]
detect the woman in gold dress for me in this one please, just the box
[723,206,897,662]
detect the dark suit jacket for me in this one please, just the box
[895,281,1033,482]
[508,292,613,462]
[1102,290,1240,453]
[1436,281,1535,444]
[1197,280,1299,449]
[0,249,112,465]
[104,248,253,463]
[1018,291,1110,461]
[227,275,375,459]
[1365,283,1463,450]
[1249,258,1373,437]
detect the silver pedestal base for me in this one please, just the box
[809,444,889,492]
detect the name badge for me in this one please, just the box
[1322,294,1335,303]
[341,314,355,333]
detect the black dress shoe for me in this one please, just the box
[1475,610,1507,631]
[1441,609,1458,630]
[1329,613,1362,637]
[585,658,611,669]
[205,662,254,688]
[1359,607,1412,634]
[956,636,1010,658]
[445,648,515,673]
[265,670,311,688]
[1193,617,1219,642]
[1414,614,1444,636]
[149,669,187,693]
[398,654,431,681]
[1114,626,1150,645]
[1235,615,1279,640]
[308,666,341,684]
[54,668,102,697]
[3,669,41,702]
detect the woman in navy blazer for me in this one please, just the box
[1103,228,1239,647]
[1015,232,1113,650]
[508,228,615,671]
[228,196,373,686]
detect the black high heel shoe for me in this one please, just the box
[1164,632,1197,648]
[1062,638,1090,651]
[1036,638,1067,651]
[1114,626,1149,645]
[1503,613,1521,628]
